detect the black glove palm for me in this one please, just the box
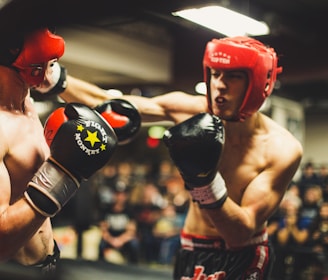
[163,113,224,188]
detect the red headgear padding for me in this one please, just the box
[12,28,65,86]
[203,36,282,121]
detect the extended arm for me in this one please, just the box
[34,62,207,124]
[59,75,110,108]
[59,75,207,124]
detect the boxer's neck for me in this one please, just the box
[224,112,262,139]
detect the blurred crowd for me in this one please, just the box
[268,161,328,280]
[52,159,328,279]
[95,160,189,266]
[53,159,189,267]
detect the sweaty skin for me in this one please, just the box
[60,73,303,248]
[0,66,54,264]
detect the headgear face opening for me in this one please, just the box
[203,36,282,121]
[12,28,65,86]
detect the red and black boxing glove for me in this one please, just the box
[25,103,117,217]
[95,99,141,145]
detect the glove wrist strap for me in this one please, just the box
[189,172,228,208]
[25,161,79,217]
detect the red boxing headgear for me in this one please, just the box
[203,36,282,121]
[12,28,65,86]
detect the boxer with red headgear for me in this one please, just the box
[0,27,117,277]
[29,30,141,145]
[11,28,65,87]
[57,35,302,279]
[203,36,282,121]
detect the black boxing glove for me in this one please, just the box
[32,61,67,95]
[25,103,117,217]
[163,113,227,209]
[95,99,141,145]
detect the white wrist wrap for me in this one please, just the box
[189,172,227,208]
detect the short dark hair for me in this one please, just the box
[0,33,24,66]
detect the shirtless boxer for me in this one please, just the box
[0,28,120,278]
[43,36,303,279]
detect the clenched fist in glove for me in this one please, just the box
[95,99,141,145]
[25,103,117,217]
[163,113,227,209]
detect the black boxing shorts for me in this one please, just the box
[32,240,60,276]
[6,240,60,279]
[173,230,273,280]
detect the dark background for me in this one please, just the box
[1,0,328,112]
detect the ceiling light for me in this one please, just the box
[172,5,270,37]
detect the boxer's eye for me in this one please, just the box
[30,64,43,77]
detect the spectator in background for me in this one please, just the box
[129,181,165,263]
[298,162,320,200]
[268,182,303,244]
[116,161,135,187]
[96,165,119,219]
[101,164,119,187]
[153,203,184,265]
[98,181,139,264]
[72,179,97,259]
[306,202,328,278]
[280,182,303,212]
[273,203,309,280]
[299,185,323,229]
[318,164,328,201]
[155,160,175,194]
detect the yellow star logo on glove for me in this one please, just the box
[84,130,101,147]
[77,124,84,132]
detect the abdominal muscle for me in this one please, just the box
[183,201,266,240]
[183,201,223,237]
[12,218,55,265]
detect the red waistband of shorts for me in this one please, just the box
[180,229,268,251]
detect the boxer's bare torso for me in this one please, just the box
[0,67,53,264]
[115,91,302,247]
[183,112,300,241]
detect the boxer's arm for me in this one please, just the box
[59,75,207,124]
[203,135,303,248]
[0,159,46,261]
[59,75,168,122]
[59,75,110,108]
